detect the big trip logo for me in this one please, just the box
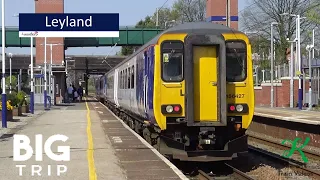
[13,134,70,176]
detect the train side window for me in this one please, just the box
[119,71,122,89]
[226,41,247,82]
[161,41,184,82]
[131,65,134,88]
[122,70,124,89]
[110,76,113,89]
[123,69,127,89]
[127,67,131,89]
[121,71,124,89]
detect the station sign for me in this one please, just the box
[18,13,119,37]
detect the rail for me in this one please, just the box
[197,164,255,180]
[248,134,320,161]
[248,137,320,180]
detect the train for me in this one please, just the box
[95,22,254,162]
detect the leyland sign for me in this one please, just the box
[18,13,119,37]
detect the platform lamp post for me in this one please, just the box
[8,53,12,94]
[13,13,34,113]
[312,27,318,59]
[287,38,297,108]
[44,37,48,109]
[1,0,7,128]
[270,22,279,108]
[280,13,306,109]
[40,43,63,104]
[306,44,314,110]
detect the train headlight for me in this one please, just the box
[166,105,173,113]
[227,104,248,113]
[161,104,182,114]
[236,104,243,112]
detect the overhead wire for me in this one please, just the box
[102,0,170,73]
[227,1,259,76]
[124,0,170,47]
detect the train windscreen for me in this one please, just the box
[226,41,247,82]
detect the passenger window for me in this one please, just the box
[125,69,127,89]
[131,65,135,88]
[121,71,124,89]
[161,41,184,82]
[127,67,131,89]
[120,71,122,89]
[226,41,247,82]
[122,70,125,89]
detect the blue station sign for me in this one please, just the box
[19,13,119,37]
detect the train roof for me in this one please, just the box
[107,22,244,73]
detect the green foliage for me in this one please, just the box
[6,75,17,89]
[121,46,134,56]
[172,0,206,22]
[136,16,156,28]
[120,16,158,56]
[306,4,320,24]
[7,92,19,107]
[17,91,27,106]
[119,0,206,56]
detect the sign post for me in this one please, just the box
[2,0,6,128]
[18,13,119,107]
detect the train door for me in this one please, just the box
[184,35,227,126]
[193,46,218,121]
[143,51,149,115]
[103,76,107,98]
[114,70,119,106]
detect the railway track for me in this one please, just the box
[248,134,320,161]
[97,98,319,179]
[248,136,320,180]
[197,163,255,180]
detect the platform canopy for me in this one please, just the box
[0,54,126,74]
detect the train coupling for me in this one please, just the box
[199,138,215,145]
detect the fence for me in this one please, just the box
[254,61,320,105]
[254,63,291,85]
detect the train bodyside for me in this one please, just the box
[101,22,254,162]
[105,71,115,105]
[105,47,154,119]
[95,76,104,101]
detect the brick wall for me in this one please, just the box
[35,0,66,104]
[254,78,310,107]
[35,0,64,65]
[206,0,238,30]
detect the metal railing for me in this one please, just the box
[254,63,291,85]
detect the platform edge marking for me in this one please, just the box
[254,112,320,125]
[85,97,98,180]
[97,100,189,180]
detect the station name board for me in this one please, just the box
[18,13,119,37]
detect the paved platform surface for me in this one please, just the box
[0,101,127,180]
[254,107,320,125]
[0,99,187,180]
[87,98,187,180]
[0,105,45,137]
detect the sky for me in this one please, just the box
[0,0,249,56]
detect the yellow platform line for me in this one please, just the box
[85,97,97,180]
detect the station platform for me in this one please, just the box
[0,98,187,180]
[254,107,320,125]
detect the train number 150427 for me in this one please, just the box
[226,94,245,98]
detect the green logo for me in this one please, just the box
[281,137,310,163]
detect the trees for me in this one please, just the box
[306,4,320,24]
[120,16,157,56]
[240,0,320,65]
[172,0,206,22]
[119,0,206,56]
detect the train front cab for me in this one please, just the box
[153,32,254,161]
